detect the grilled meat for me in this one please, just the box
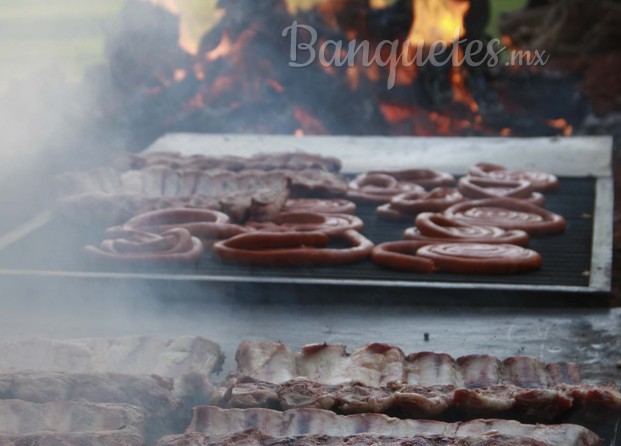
[0,337,224,403]
[0,400,146,446]
[157,406,601,446]
[213,342,621,420]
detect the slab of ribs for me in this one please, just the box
[0,338,617,446]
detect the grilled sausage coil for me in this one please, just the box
[369,169,455,189]
[247,212,364,236]
[417,243,543,274]
[404,213,530,246]
[213,230,374,267]
[371,241,438,273]
[84,228,204,263]
[443,198,566,235]
[391,187,464,213]
[347,173,425,204]
[113,208,248,242]
[469,163,559,193]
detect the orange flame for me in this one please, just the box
[407,0,470,45]
[547,118,574,136]
[404,0,478,115]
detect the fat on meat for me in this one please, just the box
[177,407,601,446]
[0,371,182,420]
[0,400,145,435]
[214,342,621,420]
[236,341,297,384]
[157,429,554,446]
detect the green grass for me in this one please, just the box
[0,0,124,20]
[0,0,123,89]
[487,0,528,36]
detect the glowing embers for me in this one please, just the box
[547,118,574,137]
[112,0,584,139]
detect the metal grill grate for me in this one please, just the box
[0,178,596,290]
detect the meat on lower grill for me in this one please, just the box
[157,406,602,446]
[212,341,621,420]
[0,431,145,446]
[0,400,146,446]
[230,342,583,387]
[0,337,224,402]
[0,371,182,420]
[0,371,189,445]
[158,429,553,446]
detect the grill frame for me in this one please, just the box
[0,135,613,305]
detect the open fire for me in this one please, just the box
[104,0,583,148]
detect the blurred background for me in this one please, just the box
[0,0,619,261]
[0,0,527,89]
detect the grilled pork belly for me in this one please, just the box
[212,341,621,420]
[157,406,601,446]
[0,337,223,403]
[0,371,185,445]
[0,371,181,419]
[0,400,146,446]
[158,429,554,446]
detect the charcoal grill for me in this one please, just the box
[0,135,613,306]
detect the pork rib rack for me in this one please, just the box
[0,400,146,446]
[0,337,224,444]
[55,152,348,225]
[212,341,621,421]
[157,406,602,446]
[0,337,224,403]
[54,167,290,224]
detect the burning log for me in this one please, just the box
[194,0,390,135]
